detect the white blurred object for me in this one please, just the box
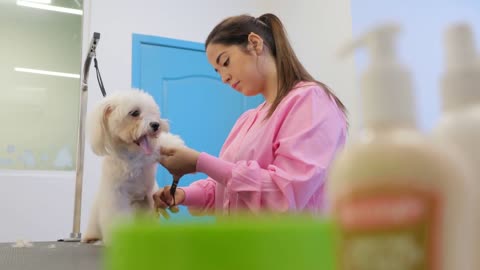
[444,23,477,72]
[328,22,470,270]
[432,22,480,270]
[442,23,480,111]
[12,240,33,248]
[339,22,416,128]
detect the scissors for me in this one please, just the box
[155,174,181,219]
[168,175,181,213]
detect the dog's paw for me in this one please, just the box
[158,132,185,148]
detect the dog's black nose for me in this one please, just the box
[150,122,160,131]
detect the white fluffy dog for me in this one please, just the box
[82,89,184,243]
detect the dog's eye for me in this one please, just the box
[129,110,140,117]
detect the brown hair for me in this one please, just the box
[205,13,347,119]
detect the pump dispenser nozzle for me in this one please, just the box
[442,23,480,111]
[340,23,416,128]
[339,23,401,67]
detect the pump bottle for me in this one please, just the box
[327,23,470,270]
[432,22,480,270]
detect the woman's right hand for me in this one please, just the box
[152,186,186,216]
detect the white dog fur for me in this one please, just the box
[82,89,184,244]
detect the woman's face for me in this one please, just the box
[206,42,266,96]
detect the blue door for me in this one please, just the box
[132,34,264,221]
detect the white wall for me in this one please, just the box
[0,0,356,242]
[0,171,76,242]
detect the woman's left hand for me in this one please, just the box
[159,146,200,176]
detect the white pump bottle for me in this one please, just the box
[432,22,480,270]
[327,23,470,270]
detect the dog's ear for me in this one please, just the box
[88,101,114,156]
[159,118,170,133]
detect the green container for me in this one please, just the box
[104,215,338,270]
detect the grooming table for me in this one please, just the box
[0,241,102,270]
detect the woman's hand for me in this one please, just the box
[159,146,200,176]
[152,186,186,218]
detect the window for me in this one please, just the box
[0,0,83,170]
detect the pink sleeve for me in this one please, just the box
[196,88,346,213]
[176,111,254,214]
[180,178,216,215]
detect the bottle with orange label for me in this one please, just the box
[327,23,471,270]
